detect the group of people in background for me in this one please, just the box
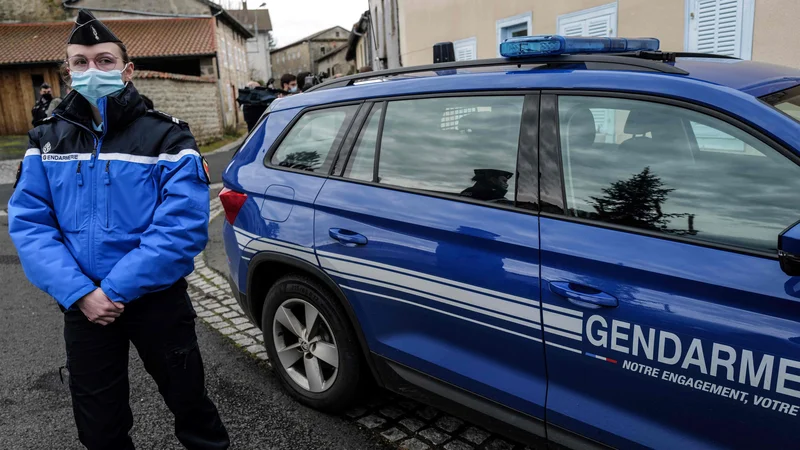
[241,66,374,131]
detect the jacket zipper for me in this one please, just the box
[89,98,109,275]
[103,160,111,227]
[76,161,83,229]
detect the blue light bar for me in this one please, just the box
[500,35,660,58]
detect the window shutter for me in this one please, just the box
[691,0,744,57]
[561,22,584,36]
[454,38,477,61]
[587,15,611,37]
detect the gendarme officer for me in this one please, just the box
[8,10,229,449]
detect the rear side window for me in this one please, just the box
[345,96,524,206]
[271,105,358,173]
[557,95,800,253]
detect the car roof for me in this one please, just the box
[674,57,800,97]
[271,56,800,113]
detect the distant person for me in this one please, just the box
[359,66,373,73]
[141,94,154,110]
[242,80,266,132]
[31,82,53,125]
[281,73,298,94]
[296,71,311,92]
[45,85,71,116]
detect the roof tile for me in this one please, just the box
[0,17,216,66]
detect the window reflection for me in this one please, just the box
[271,106,357,173]
[373,96,524,204]
[559,96,800,253]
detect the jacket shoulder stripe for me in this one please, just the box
[24,148,41,158]
[98,149,200,165]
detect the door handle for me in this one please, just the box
[549,281,618,308]
[329,228,368,246]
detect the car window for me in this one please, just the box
[271,105,358,173]
[344,103,383,182]
[373,96,524,205]
[558,96,800,253]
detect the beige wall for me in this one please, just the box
[752,0,800,69]
[399,0,688,66]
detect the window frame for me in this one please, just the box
[496,12,533,57]
[263,101,365,178]
[331,91,540,215]
[540,89,800,260]
[556,2,618,37]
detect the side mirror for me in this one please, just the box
[778,221,800,276]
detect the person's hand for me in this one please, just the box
[76,288,124,326]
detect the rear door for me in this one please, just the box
[538,93,800,449]
[313,94,549,430]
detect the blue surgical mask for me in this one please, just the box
[289,86,298,93]
[71,66,127,107]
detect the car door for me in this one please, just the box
[538,93,800,449]
[313,94,549,430]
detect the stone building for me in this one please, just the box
[270,26,349,78]
[0,0,252,138]
[316,46,355,77]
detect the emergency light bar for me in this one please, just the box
[500,35,660,58]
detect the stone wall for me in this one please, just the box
[65,0,209,19]
[0,0,65,22]
[133,71,222,144]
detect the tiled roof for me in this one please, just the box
[0,18,216,66]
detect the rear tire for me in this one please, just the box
[262,274,363,412]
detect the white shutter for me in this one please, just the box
[454,37,477,61]
[587,15,611,37]
[690,0,746,57]
[561,22,584,36]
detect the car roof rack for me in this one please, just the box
[306,51,704,93]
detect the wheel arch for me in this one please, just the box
[246,251,381,384]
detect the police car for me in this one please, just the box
[220,35,800,449]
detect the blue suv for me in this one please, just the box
[220,36,800,449]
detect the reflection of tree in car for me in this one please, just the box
[587,167,696,236]
[460,169,513,202]
[278,151,321,171]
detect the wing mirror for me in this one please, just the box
[778,221,800,276]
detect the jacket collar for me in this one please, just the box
[54,82,146,133]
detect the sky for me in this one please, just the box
[247,0,368,48]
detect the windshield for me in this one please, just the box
[762,85,800,123]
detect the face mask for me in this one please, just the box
[289,86,298,93]
[71,65,127,107]
[42,93,53,101]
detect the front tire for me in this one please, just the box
[262,274,363,412]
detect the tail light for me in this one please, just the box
[219,187,247,225]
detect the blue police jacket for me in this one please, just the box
[8,84,210,309]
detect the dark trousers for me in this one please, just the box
[63,280,229,450]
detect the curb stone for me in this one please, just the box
[187,197,537,450]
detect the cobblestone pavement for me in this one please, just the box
[189,195,542,450]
